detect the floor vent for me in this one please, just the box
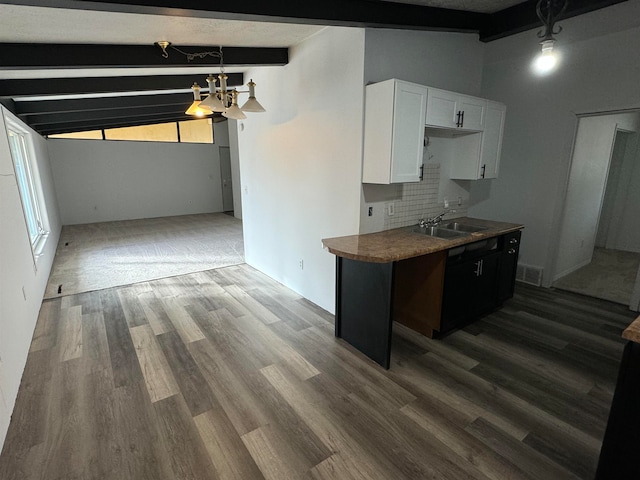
[516,264,543,287]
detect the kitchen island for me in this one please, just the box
[596,314,640,479]
[322,217,523,368]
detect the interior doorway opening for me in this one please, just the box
[553,111,640,311]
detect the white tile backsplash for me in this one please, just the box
[382,163,468,230]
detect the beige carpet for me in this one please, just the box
[45,213,244,299]
[553,247,640,305]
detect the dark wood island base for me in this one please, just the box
[324,217,523,368]
[596,315,640,479]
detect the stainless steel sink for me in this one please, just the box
[412,226,470,239]
[439,222,487,233]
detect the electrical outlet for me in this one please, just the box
[388,203,395,216]
[368,206,373,217]
[444,198,449,208]
[458,196,462,206]
[299,259,304,270]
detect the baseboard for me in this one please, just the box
[553,258,591,282]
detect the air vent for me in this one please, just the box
[516,263,543,287]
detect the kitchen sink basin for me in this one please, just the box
[439,222,487,233]
[412,226,470,239]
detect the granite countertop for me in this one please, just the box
[322,217,524,263]
[623,316,640,344]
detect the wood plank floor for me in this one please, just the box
[0,264,635,479]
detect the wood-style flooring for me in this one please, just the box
[0,264,635,480]
[44,213,244,299]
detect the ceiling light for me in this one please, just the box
[533,40,559,74]
[185,83,212,117]
[155,41,266,119]
[240,80,266,113]
[532,0,567,75]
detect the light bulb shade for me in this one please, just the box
[240,97,266,113]
[240,80,265,112]
[200,93,226,112]
[200,75,226,112]
[222,90,246,120]
[185,101,212,116]
[185,83,212,116]
[223,104,247,120]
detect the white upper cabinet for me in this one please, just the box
[425,89,458,129]
[426,88,486,131]
[457,95,486,131]
[449,101,506,180]
[362,79,428,184]
[479,101,506,179]
[362,79,506,183]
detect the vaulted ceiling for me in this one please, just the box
[0,0,628,136]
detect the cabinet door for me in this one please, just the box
[441,251,501,333]
[390,82,428,183]
[441,260,476,331]
[426,88,458,129]
[498,231,521,302]
[479,102,506,179]
[362,79,427,184]
[457,95,486,131]
[474,252,501,313]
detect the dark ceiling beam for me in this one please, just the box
[480,0,628,42]
[0,73,243,97]
[0,97,16,114]
[24,103,190,126]
[0,43,287,69]
[36,113,219,135]
[15,92,192,115]
[2,0,487,32]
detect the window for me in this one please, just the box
[47,119,215,144]
[47,130,103,140]
[6,121,48,254]
[178,119,214,144]
[104,122,178,142]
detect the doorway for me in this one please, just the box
[219,146,234,214]
[553,112,640,310]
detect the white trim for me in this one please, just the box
[3,112,51,268]
[552,258,591,283]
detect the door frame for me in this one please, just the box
[548,109,640,312]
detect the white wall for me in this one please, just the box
[554,113,639,279]
[363,29,484,92]
[469,0,640,285]
[235,27,366,312]
[0,107,61,450]
[226,120,243,220]
[214,119,243,220]
[48,138,225,225]
[597,130,640,253]
[360,29,485,234]
[596,131,632,248]
[609,135,640,253]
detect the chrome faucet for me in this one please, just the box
[418,209,455,228]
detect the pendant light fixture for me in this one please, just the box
[185,83,212,117]
[155,41,266,119]
[533,0,568,74]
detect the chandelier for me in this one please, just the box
[155,41,265,120]
[533,0,568,74]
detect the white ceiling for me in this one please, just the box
[0,4,325,47]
